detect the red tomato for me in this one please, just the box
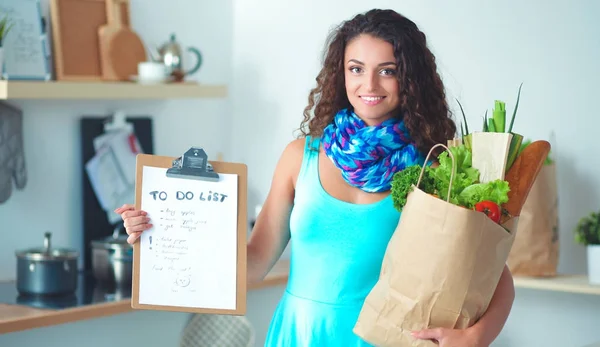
[475,201,501,223]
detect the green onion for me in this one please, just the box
[482,110,488,132]
[492,100,506,133]
[507,82,523,133]
[456,99,470,135]
[487,117,496,132]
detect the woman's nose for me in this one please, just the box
[364,72,378,91]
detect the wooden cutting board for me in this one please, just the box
[98,0,146,81]
[50,0,132,81]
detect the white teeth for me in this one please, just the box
[361,96,383,101]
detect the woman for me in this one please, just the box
[116,8,515,347]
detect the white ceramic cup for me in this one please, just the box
[137,62,167,83]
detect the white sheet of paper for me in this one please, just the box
[0,0,51,80]
[94,129,142,186]
[138,166,239,310]
[85,146,132,224]
[471,132,513,183]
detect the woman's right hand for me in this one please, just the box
[114,204,153,244]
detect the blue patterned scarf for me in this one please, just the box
[322,108,424,193]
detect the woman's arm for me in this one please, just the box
[468,264,515,345]
[246,139,304,285]
[412,265,515,346]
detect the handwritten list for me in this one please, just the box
[138,166,238,310]
[0,0,50,79]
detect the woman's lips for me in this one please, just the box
[360,95,385,106]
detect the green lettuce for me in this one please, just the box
[389,144,511,212]
[430,145,479,204]
[457,180,510,209]
[391,165,435,211]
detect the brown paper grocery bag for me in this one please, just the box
[353,144,518,347]
[507,163,559,277]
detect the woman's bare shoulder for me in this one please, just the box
[265,137,306,189]
[278,138,306,183]
[279,137,306,165]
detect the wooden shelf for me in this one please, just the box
[514,274,600,295]
[0,260,289,334]
[0,80,227,100]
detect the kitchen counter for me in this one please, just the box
[0,259,289,334]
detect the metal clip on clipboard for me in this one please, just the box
[166,147,220,182]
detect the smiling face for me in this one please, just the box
[175,275,190,287]
[344,34,400,126]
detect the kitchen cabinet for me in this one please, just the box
[0,259,289,334]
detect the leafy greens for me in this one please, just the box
[390,144,510,211]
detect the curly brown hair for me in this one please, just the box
[299,9,456,156]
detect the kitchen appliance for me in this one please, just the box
[91,225,133,289]
[152,33,202,81]
[15,232,79,295]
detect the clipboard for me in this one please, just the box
[131,146,247,315]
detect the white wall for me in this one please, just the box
[231,1,600,346]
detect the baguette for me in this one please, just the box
[501,140,551,223]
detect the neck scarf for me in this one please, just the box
[321,108,424,193]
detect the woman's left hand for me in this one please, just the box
[411,327,485,347]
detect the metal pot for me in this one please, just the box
[91,227,133,289]
[15,232,79,296]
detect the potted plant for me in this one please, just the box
[0,13,14,79]
[574,210,600,284]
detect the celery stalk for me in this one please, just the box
[492,100,506,133]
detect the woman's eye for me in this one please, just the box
[349,66,362,74]
[381,68,396,76]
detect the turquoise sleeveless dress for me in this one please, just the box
[264,136,402,346]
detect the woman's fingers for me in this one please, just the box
[115,204,148,215]
[124,215,150,229]
[125,224,153,244]
[125,222,153,234]
[114,204,135,214]
[127,232,142,244]
[121,209,147,222]
[122,209,147,218]
[115,204,153,244]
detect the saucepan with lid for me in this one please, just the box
[15,231,79,295]
[91,225,133,289]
